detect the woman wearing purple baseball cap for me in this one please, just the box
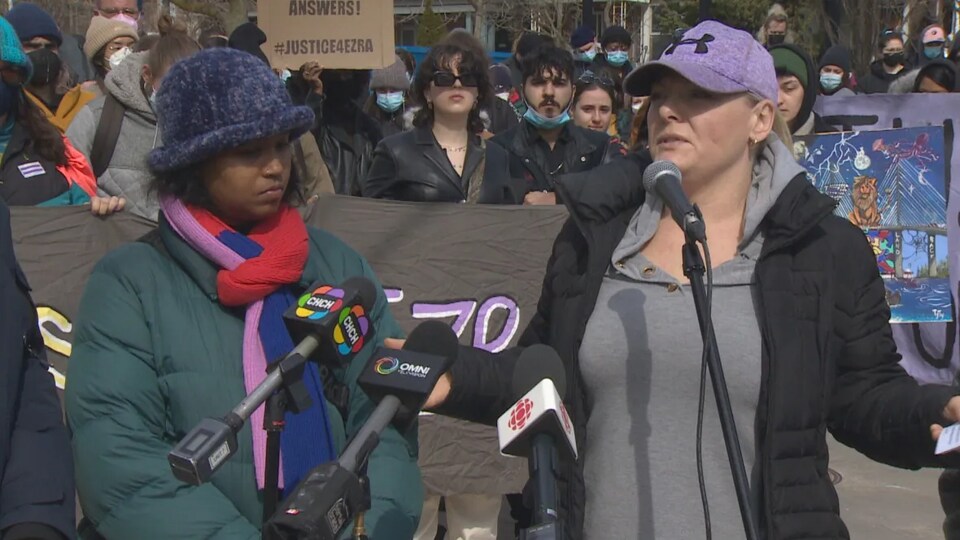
[413,20,960,538]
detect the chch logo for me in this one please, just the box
[333,305,369,355]
[375,357,400,375]
[508,398,534,431]
[295,286,344,320]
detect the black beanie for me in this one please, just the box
[601,26,632,48]
[228,22,269,65]
[819,44,851,73]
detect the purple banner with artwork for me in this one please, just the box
[816,94,960,384]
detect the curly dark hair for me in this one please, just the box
[411,43,490,134]
[17,89,66,165]
[521,45,575,85]
[150,139,306,209]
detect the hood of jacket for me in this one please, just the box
[105,51,154,120]
[869,58,911,82]
[887,68,921,94]
[770,44,817,135]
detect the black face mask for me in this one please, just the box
[27,48,61,86]
[883,52,905,67]
[767,33,786,46]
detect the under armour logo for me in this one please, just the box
[664,33,715,55]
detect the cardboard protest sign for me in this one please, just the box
[259,0,395,70]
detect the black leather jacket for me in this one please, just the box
[306,93,382,196]
[491,121,625,195]
[362,126,522,204]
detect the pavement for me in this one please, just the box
[830,435,945,539]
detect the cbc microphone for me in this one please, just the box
[265,320,459,540]
[167,277,378,486]
[642,160,706,242]
[498,345,577,537]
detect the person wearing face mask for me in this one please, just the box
[859,30,911,94]
[770,44,833,136]
[818,44,857,96]
[362,56,410,138]
[915,24,948,67]
[6,3,96,133]
[82,16,138,97]
[757,3,795,48]
[490,45,624,205]
[300,64,383,195]
[66,20,199,220]
[592,25,633,82]
[571,25,598,79]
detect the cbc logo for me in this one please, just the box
[508,398,533,431]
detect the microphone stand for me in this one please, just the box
[681,206,760,540]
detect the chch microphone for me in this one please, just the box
[264,320,459,540]
[498,344,576,539]
[167,277,378,486]
[642,160,707,242]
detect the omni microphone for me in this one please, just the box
[265,321,459,540]
[497,345,577,536]
[642,160,707,242]
[167,277,378,486]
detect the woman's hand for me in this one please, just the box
[301,62,324,95]
[523,191,557,206]
[930,396,960,443]
[90,196,125,216]
[383,337,452,410]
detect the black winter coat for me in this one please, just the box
[0,200,74,539]
[858,60,913,94]
[0,123,70,206]
[362,126,523,204]
[437,152,960,539]
[491,122,624,195]
[306,93,382,196]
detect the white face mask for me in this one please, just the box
[631,102,642,114]
[108,46,133,70]
[496,91,510,102]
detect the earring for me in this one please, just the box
[749,137,757,146]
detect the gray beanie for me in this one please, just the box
[370,56,410,91]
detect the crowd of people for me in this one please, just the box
[3,1,960,539]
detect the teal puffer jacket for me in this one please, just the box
[65,217,421,539]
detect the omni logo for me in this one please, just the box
[374,357,399,375]
[373,356,432,378]
[508,398,533,431]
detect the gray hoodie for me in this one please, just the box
[66,52,160,220]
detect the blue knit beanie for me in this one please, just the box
[6,3,62,46]
[149,48,315,173]
[570,26,596,49]
[0,17,32,82]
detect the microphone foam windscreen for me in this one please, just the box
[404,320,460,359]
[511,344,567,400]
[341,276,378,311]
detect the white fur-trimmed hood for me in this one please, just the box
[402,106,491,131]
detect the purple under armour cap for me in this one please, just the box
[624,20,778,103]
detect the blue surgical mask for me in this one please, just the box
[924,45,944,59]
[576,48,597,63]
[819,73,842,92]
[376,91,404,113]
[523,105,571,130]
[606,50,629,67]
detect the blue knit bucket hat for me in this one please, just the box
[149,48,315,173]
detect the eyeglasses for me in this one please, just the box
[97,7,140,18]
[432,71,479,87]
[578,70,615,88]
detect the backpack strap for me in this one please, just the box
[90,94,125,178]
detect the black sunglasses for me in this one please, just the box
[578,70,615,88]
[432,71,480,88]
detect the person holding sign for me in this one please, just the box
[416,20,960,538]
[362,43,521,204]
[65,48,421,539]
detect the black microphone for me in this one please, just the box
[642,160,707,242]
[167,277,378,486]
[497,345,576,537]
[265,320,459,540]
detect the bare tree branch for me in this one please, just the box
[168,0,220,19]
